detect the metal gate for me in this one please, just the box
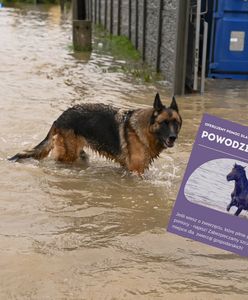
[208,0,248,79]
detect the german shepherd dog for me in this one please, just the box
[9,93,182,174]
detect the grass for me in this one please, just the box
[93,25,140,61]
[93,25,163,83]
[105,35,141,61]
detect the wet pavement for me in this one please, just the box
[0,3,248,300]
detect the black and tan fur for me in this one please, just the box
[9,93,182,174]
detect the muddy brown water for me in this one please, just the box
[0,4,248,300]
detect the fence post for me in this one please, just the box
[128,0,131,40]
[94,0,97,23]
[72,0,92,51]
[110,0,113,34]
[173,0,190,95]
[117,0,122,35]
[104,0,108,29]
[98,0,101,24]
[156,0,163,72]
[135,0,139,49]
[89,0,92,21]
[142,0,147,60]
[87,0,90,20]
[72,0,77,19]
[60,0,65,12]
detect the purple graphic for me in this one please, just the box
[167,114,248,257]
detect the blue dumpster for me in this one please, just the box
[208,0,248,79]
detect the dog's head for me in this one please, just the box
[149,93,182,149]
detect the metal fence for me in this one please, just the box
[84,0,180,91]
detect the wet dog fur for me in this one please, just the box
[9,93,182,174]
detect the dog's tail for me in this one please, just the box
[8,123,56,162]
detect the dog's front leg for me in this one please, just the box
[126,152,149,175]
[125,133,147,175]
[127,159,145,175]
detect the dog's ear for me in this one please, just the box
[153,93,165,111]
[170,96,179,112]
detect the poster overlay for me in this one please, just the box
[167,114,248,256]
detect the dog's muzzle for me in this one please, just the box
[163,135,177,148]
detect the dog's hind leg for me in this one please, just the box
[50,129,86,163]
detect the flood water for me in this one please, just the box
[1,4,248,299]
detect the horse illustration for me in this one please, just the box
[226,163,248,216]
